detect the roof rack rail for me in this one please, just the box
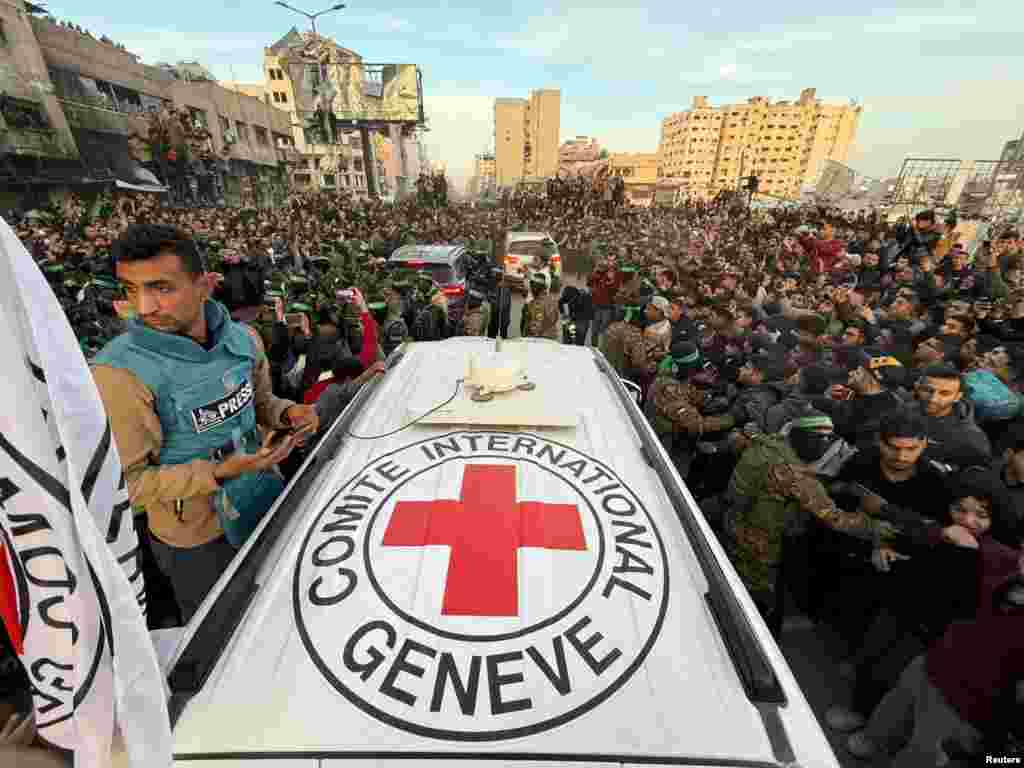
[593,354,787,705]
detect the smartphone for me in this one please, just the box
[266,428,294,449]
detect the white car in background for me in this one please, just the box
[504,231,562,293]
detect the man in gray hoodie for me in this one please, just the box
[913,363,992,470]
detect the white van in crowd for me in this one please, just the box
[162,338,839,767]
[503,231,562,293]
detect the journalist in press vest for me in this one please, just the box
[91,224,319,623]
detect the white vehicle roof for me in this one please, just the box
[166,339,837,767]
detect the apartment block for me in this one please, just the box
[658,88,862,200]
[224,28,423,198]
[494,89,561,186]
[609,152,658,207]
[467,151,496,197]
[230,28,369,194]
[1,4,294,209]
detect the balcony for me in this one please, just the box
[58,97,142,136]
[0,96,77,159]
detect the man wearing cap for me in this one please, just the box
[521,271,560,340]
[644,296,672,352]
[622,297,674,397]
[814,349,908,450]
[724,408,899,635]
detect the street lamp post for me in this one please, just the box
[274,1,346,39]
[274,2,350,191]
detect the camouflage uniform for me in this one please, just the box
[647,375,737,438]
[724,434,893,600]
[601,278,650,373]
[461,301,491,336]
[644,375,737,478]
[603,321,643,375]
[625,333,669,380]
[522,294,561,339]
[644,320,672,353]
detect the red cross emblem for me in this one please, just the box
[382,464,587,617]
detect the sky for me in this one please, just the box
[48,1,1024,188]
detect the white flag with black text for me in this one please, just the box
[0,216,172,766]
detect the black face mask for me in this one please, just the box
[789,429,837,463]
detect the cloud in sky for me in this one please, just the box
[852,76,1024,178]
[734,10,976,53]
[422,83,497,185]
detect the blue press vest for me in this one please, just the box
[94,300,281,547]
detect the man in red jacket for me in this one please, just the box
[587,251,623,348]
[798,223,845,275]
[303,287,380,404]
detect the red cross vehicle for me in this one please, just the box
[156,338,841,767]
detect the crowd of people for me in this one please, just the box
[3,185,1024,765]
[587,202,1024,765]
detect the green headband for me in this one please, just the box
[794,415,833,430]
[657,350,700,377]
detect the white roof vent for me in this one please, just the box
[411,341,578,428]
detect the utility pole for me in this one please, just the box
[360,123,377,198]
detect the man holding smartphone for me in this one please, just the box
[92,224,319,623]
